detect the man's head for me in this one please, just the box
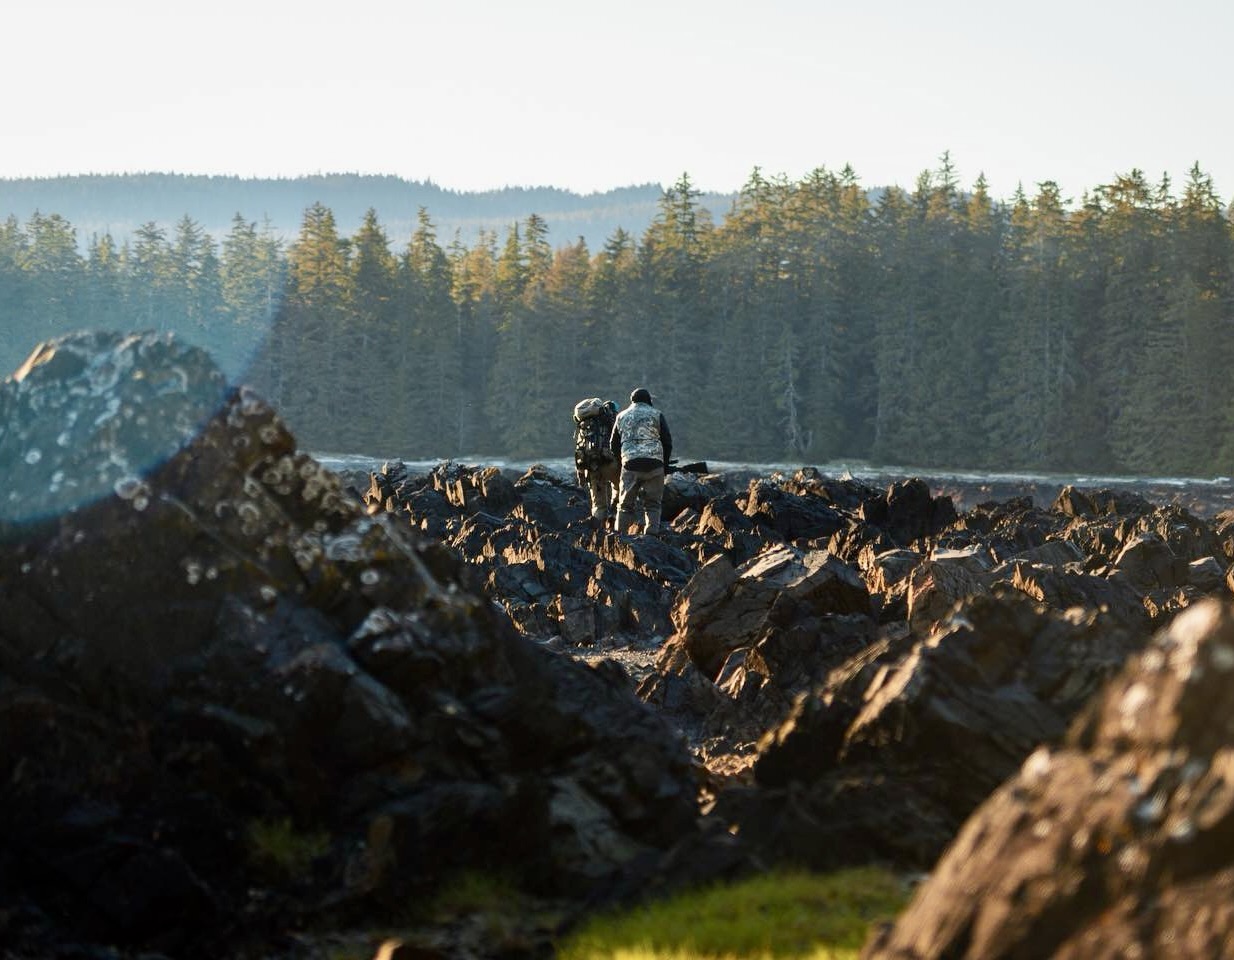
[630,388,652,405]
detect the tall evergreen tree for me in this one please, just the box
[82,233,126,346]
[169,215,223,357]
[1167,165,1234,472]
[449,229,500,453]
[1094,170,1170,471]
[585,227,641,403]
[268,201,352,440]
[699,176,766,458]
[539,236,593,453]
[986,182,1079,468]
[487,223,530,454]
[948,173,1005,467]
[0,215,33,371]
[787,165,876,459]
[126,221,176,335]
[640,172,713,450]
[221,214,286,382]
[346,208,399,453]
[400,207,462,456]
[869,184,921,463]
[23,212,83,347]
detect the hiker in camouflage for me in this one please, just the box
[611,387,672,536]
[573,398,620,530]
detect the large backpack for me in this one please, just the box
[573,397,616,472]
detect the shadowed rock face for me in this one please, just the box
[0,332,699,957]
[862,598,1234,960]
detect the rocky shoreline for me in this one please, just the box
[6,331,1234,959]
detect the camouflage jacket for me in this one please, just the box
[612,401,671,468]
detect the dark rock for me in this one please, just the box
[753,588,1148,857]
[996,559,1152,632]
[1189,555,1225,592]
[512,463,587,527]
[743,478,849,545]
[863,598,1234,959]
[670,545,871,680]
[905,558,992,636]
[859,477,958,547]
[662,470,728,523]
[692,494,771,566]
[0,332,699,956]
[1113,530,1189,592]
[1052,484,1157,519]
[708,773,957,875]
[1006,537,1085,567]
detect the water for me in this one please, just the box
[311,450,1234,495]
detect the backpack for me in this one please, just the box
[573,397,616,471]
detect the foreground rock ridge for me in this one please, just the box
[862,599,1234,960]
[5,330,1234,959]
[0,332,696,959]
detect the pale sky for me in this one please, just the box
[5,0,1233,205]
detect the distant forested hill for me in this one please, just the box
[0,172,737,251]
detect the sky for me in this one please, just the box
[5,0,1233,206]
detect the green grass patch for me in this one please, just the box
[423,868,524,918]
[417,868,569,949]
[245,816,331,880]
[554,866,908,960]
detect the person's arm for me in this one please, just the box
[660,415,672,467]
[610,419,622,462]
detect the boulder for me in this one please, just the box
[0,331,700,956]
[859,477,958,547]
[905,558,992,635]
[1113,530,1190,593]
[754,588,1148,845]
[511,463,588,527]
[743,477,849,544]
[671,545,871,679]
[863,599,1234,959]
[1189,555,1225,592]
[997,560,1152,632]
[1052,484,1157,519]
[662,470,728,523]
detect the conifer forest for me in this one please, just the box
[2,156,1232,476]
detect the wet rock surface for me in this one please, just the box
[7,331,1234,958]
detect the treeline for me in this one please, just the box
[1,155,1232,475]
[0,173,693,257]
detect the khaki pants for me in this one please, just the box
[585,460,620,519]
[616,464,666,534]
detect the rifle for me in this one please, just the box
[666,459,709,476]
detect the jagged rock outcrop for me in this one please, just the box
[350,441,1234,955]
[863,598,1234,959]
[710,587,1147,871]
[0,332,699,958]
[859,477,959,547]
[358,434,1234,902]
